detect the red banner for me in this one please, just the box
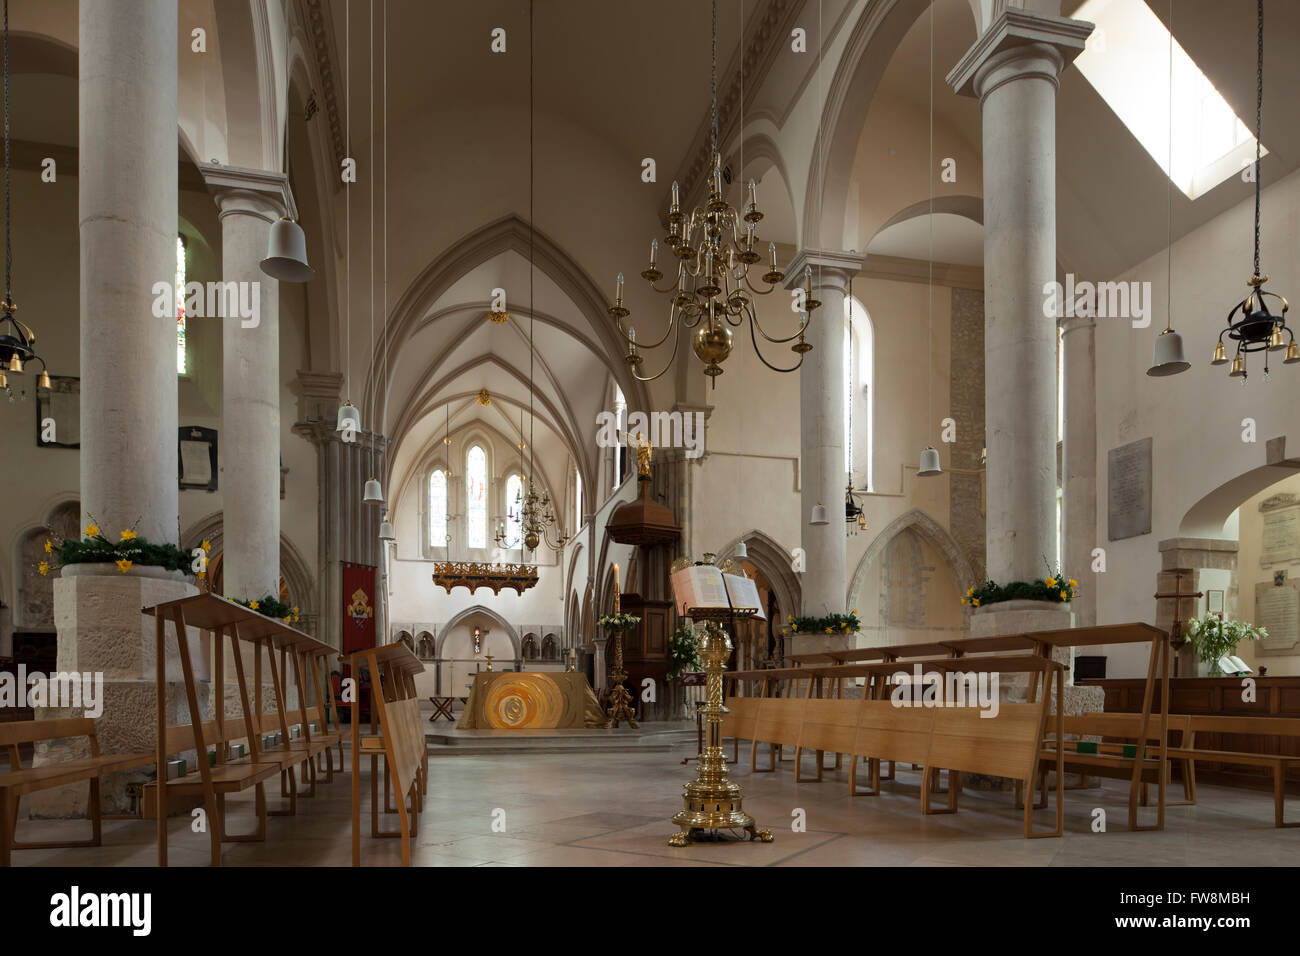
[341,562,377,656]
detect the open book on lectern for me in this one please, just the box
[670,564,766,619]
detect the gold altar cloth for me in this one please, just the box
[457,671,607,729]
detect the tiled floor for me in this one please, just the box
[9,742,1299,866]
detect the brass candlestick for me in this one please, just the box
[668,613,771,846]
[606,623,638,728]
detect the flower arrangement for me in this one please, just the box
[666,622,702,681]
[597,612,641,632]
[233,595,302,626]
[1184,616,1265,674]
[784,610,861,636]
[962,566,1077,609]
[37,516,192,577]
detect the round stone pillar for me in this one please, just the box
[1061,314,1097,626]
[201,167,292,600]
[786,249,864,624]
[78,0,178,544]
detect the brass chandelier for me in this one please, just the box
[609,0,818,389]
[1210,0,1293,382]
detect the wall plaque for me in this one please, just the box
[1258,493,1300,568]
[179,425,218,491]
[1107,437,1152,541]
[1255,579,1300,655]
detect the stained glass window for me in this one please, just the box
[428,469,447,548]
[467,446,487,549]
[504,473,523,548]
[176,236,187,374]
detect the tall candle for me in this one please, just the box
[613,563,620,614]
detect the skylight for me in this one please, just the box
[1074,0,1264,200]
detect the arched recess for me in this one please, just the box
[179,513,316,623]
[801,0,944,250]
[436,605,521,660]
[714,530,803,621]
[848,508,977,610]
[1180,463,1299,538]
[9,497,79,629]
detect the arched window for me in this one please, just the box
[466,445,487,548]
[428,469,447,548]
[504,473,523,548]
[846,295,874,491]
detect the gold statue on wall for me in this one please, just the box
[633,431,653,479]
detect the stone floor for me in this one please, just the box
[9,740,1299,866]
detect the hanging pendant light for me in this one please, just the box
[363,476,383,503]
[261,217,315,282]
[1210,0,1292,384]
[810,503,828,526]
[378,514,395,541]
[733,539,748,560]
[918,447,942,477]
[1148,328,1190,376]
[336,400,360,432]
[0,1,50,403]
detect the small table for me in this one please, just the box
[428,696,457,723]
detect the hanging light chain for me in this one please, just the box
[3,0,11,306]
[1253,0,1263,279]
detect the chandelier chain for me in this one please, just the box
[710,0,718,159]
[4,0,11,305]
[1253,0,1262,278]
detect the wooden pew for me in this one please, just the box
[0,719,153,867]
[1169,715,1300,827]
[350,642,426,866]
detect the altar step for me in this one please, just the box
[424,724,696,757]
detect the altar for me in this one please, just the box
[457,670,607,729]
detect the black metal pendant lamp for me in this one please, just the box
[1211,0,1294,382]
[0,0,49,400]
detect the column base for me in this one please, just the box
[28,572,201,817]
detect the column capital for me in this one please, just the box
[199,162,298,222]
[946,9,1092,100]
[1059,314,1096,336]
[782,248,865,292]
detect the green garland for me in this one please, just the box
[233,595,302,625]
[784,611,861,636]
[963,571,1077,608]
[666,622,702,682]
[37,518,192,578]
[597,612,641,632]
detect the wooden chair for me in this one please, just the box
[0,718,153,867]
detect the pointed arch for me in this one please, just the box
[848,509,977,611]
[714,529,803,620]
[436,605,521,660]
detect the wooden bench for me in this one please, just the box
[350,643,427,866]
[1169,715,1300,827]
[1,718,153,867]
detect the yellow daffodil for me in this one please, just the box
[966,587,975,597]
[292,606,300,615]
[249,600,260,610]
[197,569,206,579]
[1059,590,1067,600]
[84,524,99,537]
[43,538,53,554]
[1068,579,1078,588]
[120,529,137,541]
[972,598,981,607]
[792,623,798,631]
[961,597,968,606]
[1045,576,1056,589]
[840,622,848,630]
[200,539,211,552]
[824,627,832,634]
[38,560,49,577]
[115,559,133,574]
[851,609,858,616]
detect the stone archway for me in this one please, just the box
[436,605,521,660]
[715,529,803,620]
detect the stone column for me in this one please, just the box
[1061,314,1097,627]
[202,166,294,601]
[785,249,864,646]
[949,12,1100,714]
[41,0,197,817]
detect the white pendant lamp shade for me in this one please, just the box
[260,217,315,282]
[733,540,748,560]
[810,503,829,526]
[336,401,360,432]
[363,477,384,503]
[1147,328,1190,377]
[378,518,395,541]
[918,446,942,477]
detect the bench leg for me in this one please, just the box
[848,756,879,797]
[1275,767,1299,828]
[793,746,822,782]
[921,768,959,815]
[751,740,775,773]
[268,767,298,816]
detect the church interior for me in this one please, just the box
[1,0,1299,889]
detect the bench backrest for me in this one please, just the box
[1187,715,1300,738]
[720,695,760,740]
[162,713,264,758]
[0,717,96,749]
[928,702,1041,782]
[854,699,934,765]
[752,697,805,748]
[1064,712,1191,742]
[798,698,861,754]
